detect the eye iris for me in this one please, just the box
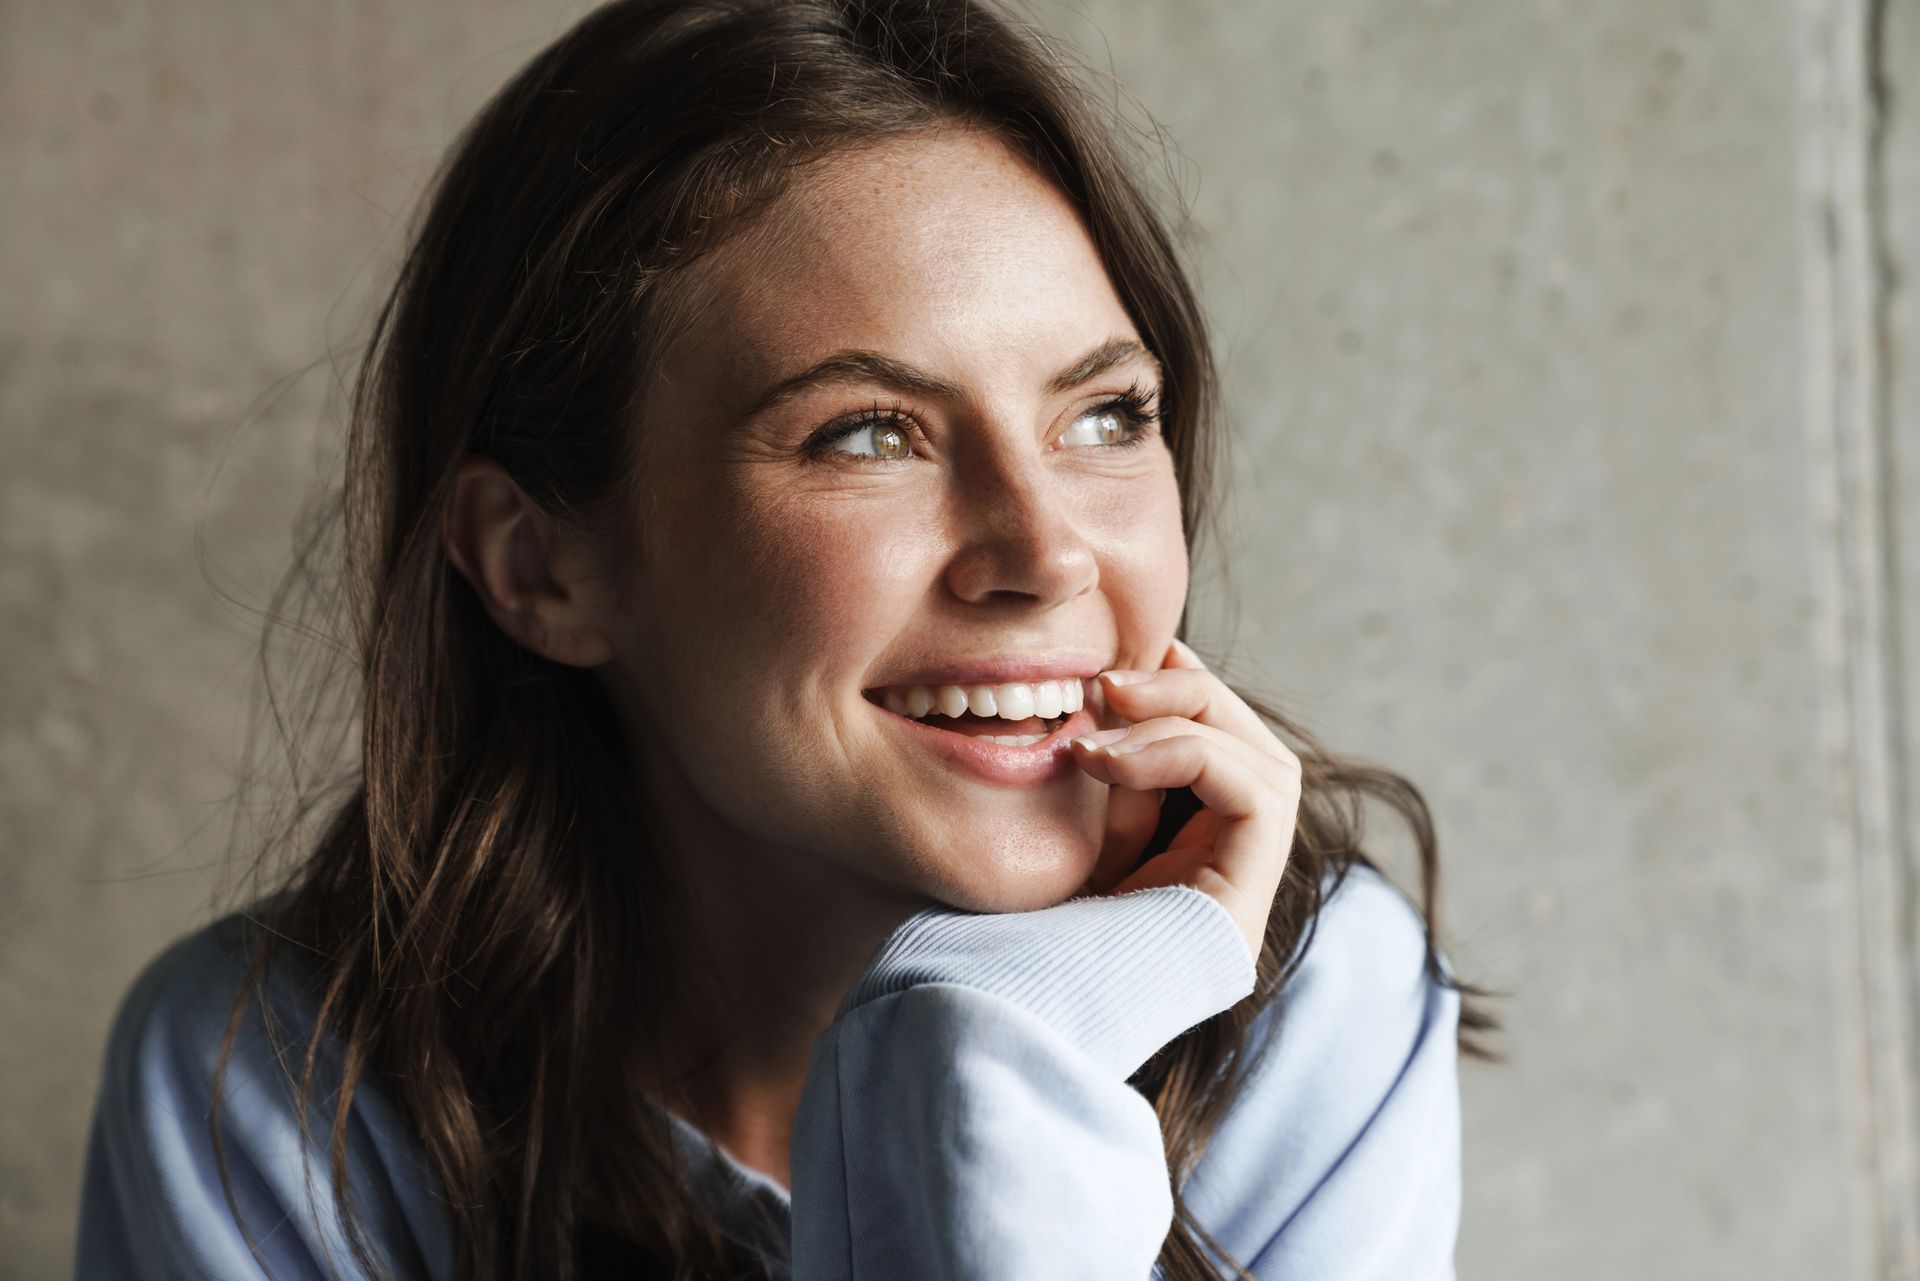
[1093,411,1125,444]
[873,423,910,459]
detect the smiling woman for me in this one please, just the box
[582,130,1198,918]
[74,1,1496,1279]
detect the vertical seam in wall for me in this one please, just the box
[1799,0,1920,1276]
[1862,0,1918,1114]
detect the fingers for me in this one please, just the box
[1081,785,1163,896]
[1076,714,1291,789]
[1164,637,1206,670]
[1071,720,1288,823]
[1071,730,1292,893]
[1096,656,1286,766]
[1070,638,1302,954]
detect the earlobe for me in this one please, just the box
[442,456,617,669]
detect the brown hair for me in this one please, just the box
[216,0,1500,1277]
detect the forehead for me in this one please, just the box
[657,128,1139,405]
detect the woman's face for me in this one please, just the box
[604,128,1189,914]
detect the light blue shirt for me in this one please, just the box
[75,862,1461,1278]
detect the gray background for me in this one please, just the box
[5,0,1917,1276]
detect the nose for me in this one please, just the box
[943,447,1098,609]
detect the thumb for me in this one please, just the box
[1081,786,1163,895]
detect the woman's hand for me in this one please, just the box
[1069,639,1302,960]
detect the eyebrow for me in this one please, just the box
[740,337,1161,420]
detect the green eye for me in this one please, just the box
[1058,385,1159,449]
[807,386,1154,464]
[1059,407,1132,448]
[828,420,914,460]
[806,412,917,462]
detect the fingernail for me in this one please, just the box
[1172,638,1205,665]
[1100,669,1155,688]
[1105,739,1149,755]
[1073,728,1131,750]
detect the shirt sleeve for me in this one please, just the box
[787,883,1259,1280]
[74,919,452,1281]
[1179,864,1464,1280]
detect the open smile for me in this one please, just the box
[861,675,1103,787]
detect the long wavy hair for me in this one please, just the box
[213,0,1501,1277]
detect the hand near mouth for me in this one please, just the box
[1068,639,1302,961]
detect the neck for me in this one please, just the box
[638,759,925,1191]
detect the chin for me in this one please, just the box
[907,815,1103,915]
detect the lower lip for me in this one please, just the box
[875,702,1100,787]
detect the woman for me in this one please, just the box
[76,0,1496,1277]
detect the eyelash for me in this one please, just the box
[800,381,1163,462]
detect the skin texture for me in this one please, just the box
[619,130,1189,914]
[442,128,1301,1190]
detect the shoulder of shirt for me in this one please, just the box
[1174,861,1461,1249]
[88,913,457,1278]
[97,903,331,1109]
[1244,858,1454,1082]
[1285,859,1446,994]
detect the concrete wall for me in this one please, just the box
[4,1,1913,1276]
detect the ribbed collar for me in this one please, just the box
[662,1104,795,1272]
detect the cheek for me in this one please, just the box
[642,471,921,665]
[1087,469,1189,643]
[725,489,942,671]
[633,476,947,799]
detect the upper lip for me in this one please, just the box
[863,653,1109,690]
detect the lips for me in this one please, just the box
[864,656,1121,787]
[875,700,1099,787]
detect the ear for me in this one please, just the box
[441,455,617,669]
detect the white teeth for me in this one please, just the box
[979,732,1049,746]
[1033,680,1064,719]
[996,682,1035,720]
[875,677,1091,724]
